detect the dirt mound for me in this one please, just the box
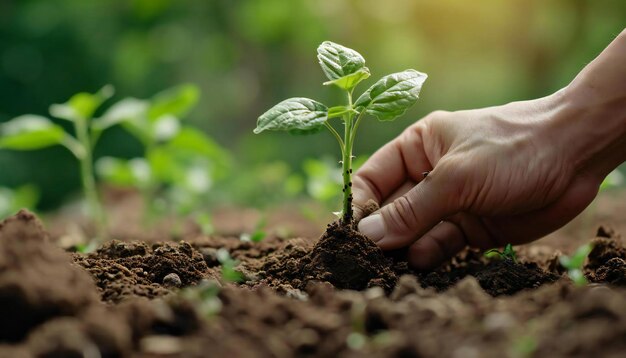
[73,240,212,303]
[255,222,398,292]
[0,210,99,342]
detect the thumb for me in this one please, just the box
[357,171,458,250]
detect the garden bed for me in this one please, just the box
[1,209,626,358]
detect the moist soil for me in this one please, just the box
[1,210,626,357]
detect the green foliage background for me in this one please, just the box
[0,0,625,209]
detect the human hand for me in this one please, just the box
[353,30,626,270]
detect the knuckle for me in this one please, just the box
[383,195,418,234]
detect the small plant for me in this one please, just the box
[484,243,517,262]
[0,86,114,240]
[559,243,593,286]
[216,248,245,283]
[239,216,267,243]
[180,280,223,317]
[94,85,231,230]
[254,41,427,226]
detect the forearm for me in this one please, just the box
[553,29,626,177]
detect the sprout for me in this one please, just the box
[484,243,518,263]
[559,243,593,286]
[254,41,427,227]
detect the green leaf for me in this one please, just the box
[92,98,148,131]
[317,41,366,81]
[323,67,371,91]
[560,243,593,270]
[355,69,428,121]
[167,126,231,177]
[0,115,66,150]
[148,84,200,122]
[96,157,151,187]
[327,106,357,119]
[254,98,328,134]
[50,85,114,122]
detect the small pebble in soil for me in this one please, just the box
[163,273,182,288]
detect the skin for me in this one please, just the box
[354,28,626,270]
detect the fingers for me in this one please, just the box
[407,213,495,270]
[358,166,459,250]
[407,221,466,270]
[352,122,433,220]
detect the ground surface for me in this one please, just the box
[2,189,626,357]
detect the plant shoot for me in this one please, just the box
[254,41,427,226]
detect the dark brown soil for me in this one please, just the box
[1,210,626,357]
[256,222,398,292]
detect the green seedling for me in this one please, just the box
[240,216,267,243]
[0,184,39,220]
[0,86,114,240]
[254,41,427,226]
[484,243,517,262]
[180,280,223,317]
[216,248,245,283]
[559,243,593,286]
[94,85,231,228]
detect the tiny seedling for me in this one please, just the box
[254,41,427,226]
[559,243,593,286]
[216,248,245,283]
[94,85,231,228]
[180,280,223,317]
[0,86,114,240]
[484,243,517,262]
[239,216,267,243]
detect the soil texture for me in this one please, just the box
[1,210,626,357]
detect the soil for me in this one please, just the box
[1,208,626,357]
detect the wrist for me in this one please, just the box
[548,31,626,177]
[553,82,626,177]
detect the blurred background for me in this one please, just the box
[0,0,625,222]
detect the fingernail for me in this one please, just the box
[358,214,385,242]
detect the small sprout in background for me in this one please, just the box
[254,41,427,227]
[240,216,267,243]
[180,280,223,317]
[0,86,114,241]
[95,84,231,228]
[559,243,593,286]
[511,335,538,358]
[216,248,245,283]
[484,243,517,262]
[0,184,39,220]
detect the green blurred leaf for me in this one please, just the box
[0,184,40,218]
[323,67,370,91]
[559,243,593,270]
[50,85,114,122]
[254,97,328,134]
[152,115,181,141]
[93,98,148,131]
[355,70,428,121]
[167,127,231,177]
[0,115,66,150]
[148,84,200,122]
[96,157,151,187]
[317,41,366,81]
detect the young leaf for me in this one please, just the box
[0,115,66,150]
[317,41,366,81]
[49,85,114,122]
[148,84,200,122]
[92,98,148,131]
[355,69,428,121]
[323,67,371,91]
[327,106,357,119]
[254,98,328,134]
